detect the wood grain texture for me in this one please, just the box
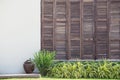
[41,0,120,60]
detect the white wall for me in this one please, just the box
[0,0,40,74]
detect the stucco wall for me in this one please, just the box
[0,0,40,74]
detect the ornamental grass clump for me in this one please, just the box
[33,50,56,76]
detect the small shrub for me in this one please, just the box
[97,60,113,78]
[47,60,120,79]
[47,62,84,78]
[33,50,56,76]
[82,61,98,78]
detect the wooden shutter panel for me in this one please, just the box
[41,0,54,51]
[82,0,95,59]
[69,0,81,59]
[95,0,109,59]
[109,0,120,59]
[55,0,67,59]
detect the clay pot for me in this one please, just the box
[23,60,35,74]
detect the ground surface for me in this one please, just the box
[0,78,118,80]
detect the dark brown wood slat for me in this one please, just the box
[80,0,82,59]
[41,0,44,50]
[53,0,56,51]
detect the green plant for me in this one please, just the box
[33,50,56,76]
[82,61,98,78]
[47,62,84,78]
[47,61,120,79]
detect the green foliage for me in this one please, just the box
[33,50,56,76]
[47,62,84,78]
[47,61,120,79]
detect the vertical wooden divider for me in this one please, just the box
[94,0,97,59]
[41,0,44,50]
[93,0,95,59]
[53,0,56,50]
[66,0,71,59]
[108,0,111,59]
[107,0,110,59]
[80,0,83,59]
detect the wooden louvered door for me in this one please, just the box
[42,0,68,59]
[67,0,81,59]
[41,0,54,51]
[54,0,67,59]
[82,0,95,59]
[109,0,120,59]
[95,0,109,59]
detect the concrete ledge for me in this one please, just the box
[54,59,120,62]
[0,74,40,78]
